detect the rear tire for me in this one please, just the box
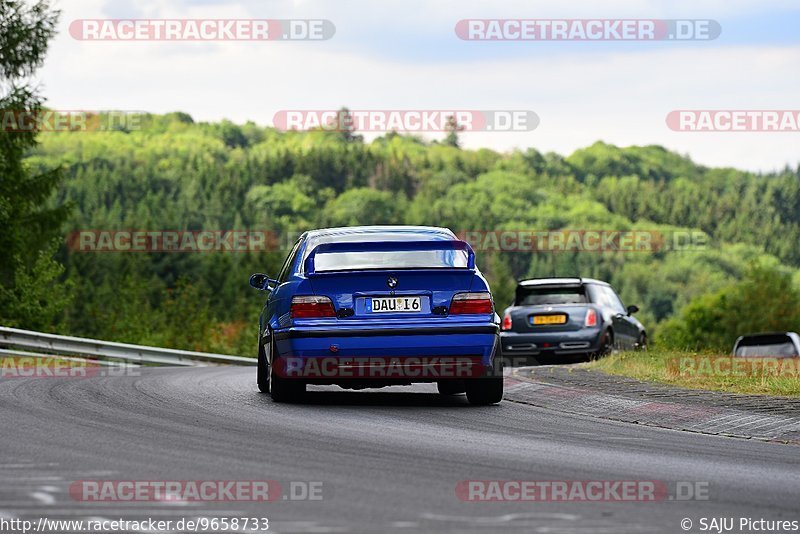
[591,330,614,360]
[257,345,269,394]
[269,369,305,403]
[465,378,503,405]
[268,338,305,403]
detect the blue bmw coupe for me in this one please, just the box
[249,226,503,404]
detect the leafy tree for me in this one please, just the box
[0,0,70,328]
[244,174,320,231]
[155,279,215,351]
[0,243,71,329]
[215,120,248,148]
[658,264,800,350]
[322,188,406,227]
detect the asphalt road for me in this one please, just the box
[0,367,798,534]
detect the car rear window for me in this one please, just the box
[313,249,469,272]
[734,335,798,357]
[515,286,588,306]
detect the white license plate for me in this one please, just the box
[368,296,422,313]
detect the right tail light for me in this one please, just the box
[449,292,493,315]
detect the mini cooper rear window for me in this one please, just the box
[516,286,588,306]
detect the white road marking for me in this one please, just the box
[421,512,580,523]
[154,496,193,507]
[29,491,56,505]
[0,476,63,483]
[270,520,348,533]
[569,431,651,440]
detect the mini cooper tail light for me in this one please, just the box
[501,312,513,330]
[585,308,597,327]
[291,295,336,318]
[449,292,493,315]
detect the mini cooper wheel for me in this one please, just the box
[591,330,614,360]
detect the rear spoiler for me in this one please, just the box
[304,240,475,275]
[517,277,583,286]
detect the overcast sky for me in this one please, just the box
[37,0,800,172]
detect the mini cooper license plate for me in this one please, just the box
[531,314,567,325]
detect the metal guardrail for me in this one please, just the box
[0,327,255,366]
[0,348,136,367]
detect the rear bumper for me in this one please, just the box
[273,324,498,340]
[500,328,603,357]
[271,323,500,383]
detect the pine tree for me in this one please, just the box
[443,115,464,148]
[0,0,70,328]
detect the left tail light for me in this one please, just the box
[449,292,493,314]
[501,312,513,330]
[585,308,597,327]
[291,296,336,318]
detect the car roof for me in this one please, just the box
[735,332,800,341]
[517,277,609,287]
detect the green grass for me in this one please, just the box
[586,349,800,397]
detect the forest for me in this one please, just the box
[5,111,800,355]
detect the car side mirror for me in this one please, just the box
[626,304,639,316]
[249,273,277,292]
